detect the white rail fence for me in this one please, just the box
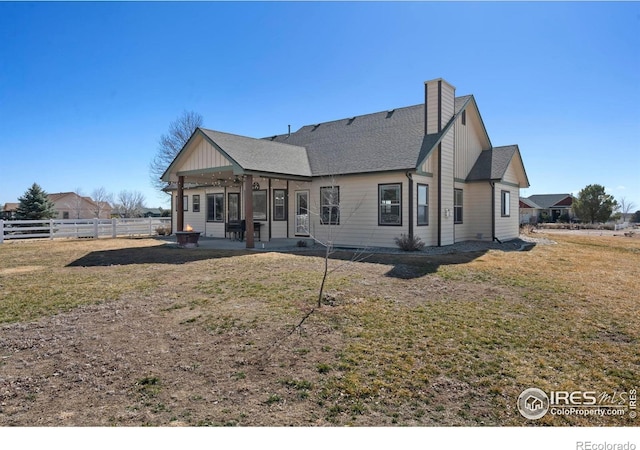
[0,218,171,243]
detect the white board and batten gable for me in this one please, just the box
[162,131,235,184]
[178,133,233,174]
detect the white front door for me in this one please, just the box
[295,191,309,236]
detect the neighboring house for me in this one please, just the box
[141,208,164,218]
[48,192,113,219]
[519,197,542,224]
[1,203,19,220]
[2,194,112,220]
[162,78,530,248]
[521,193,574,223]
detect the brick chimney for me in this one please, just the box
[424,78,456,135]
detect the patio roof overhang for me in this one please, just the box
[161,128,312,185]
[173,167,312,186]
[162,128,312,249]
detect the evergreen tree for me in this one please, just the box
[572,184,617,224]
[15,183,57,220]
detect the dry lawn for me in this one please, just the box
[0,233,638,426]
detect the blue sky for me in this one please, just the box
[1,1,639,211]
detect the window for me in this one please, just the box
[461,110,466,126]
[379,183,402,226]
[63,211,69,219]
[501,190,510,217]
[295,191,309,235]
[206,193,224,222]
[454,189,463,224]
[228,192,240,222]
[320,186,340,225]
[252,190,267,221]
[193,195,200,213]
[417,184,429,226]
[176,195,188,211]
[273,189,287,221]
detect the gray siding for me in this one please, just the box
[454,107,487,180]
[494,161,521,241]
[305,173,409,248]
[454,181,492,242]
[440,130,455,245]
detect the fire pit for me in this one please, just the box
[175,225,201,248]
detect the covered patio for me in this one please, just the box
[161,128,312,248]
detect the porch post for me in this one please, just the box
[244,175,254,248]
[177,175,184,232]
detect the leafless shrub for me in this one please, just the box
[394,234,425,251]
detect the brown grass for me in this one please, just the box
[0,234,638,426]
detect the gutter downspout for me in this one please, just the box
[177,176,184,232]
[437,143,442,246]
[406,171,414,240]
[268,178,272,241]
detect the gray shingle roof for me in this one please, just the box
[268,96,472,176]
[520,197,542,209]
[200,129,312,177]
[466,145,519,182]
[526,194,573,209]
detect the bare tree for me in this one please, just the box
[149,110,203,192]
[91,187,114,219]
[114,190,145,218]
[302,176,369,308]
[259,177,369,361]
[618,197,636,223]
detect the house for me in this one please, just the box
[1,203,19,220]
[48,192,113,219]
[520,193,573,223]
[2,193,112,220]
[519,197,542,224]
[140,208,165,218]
[161,78,530,249]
